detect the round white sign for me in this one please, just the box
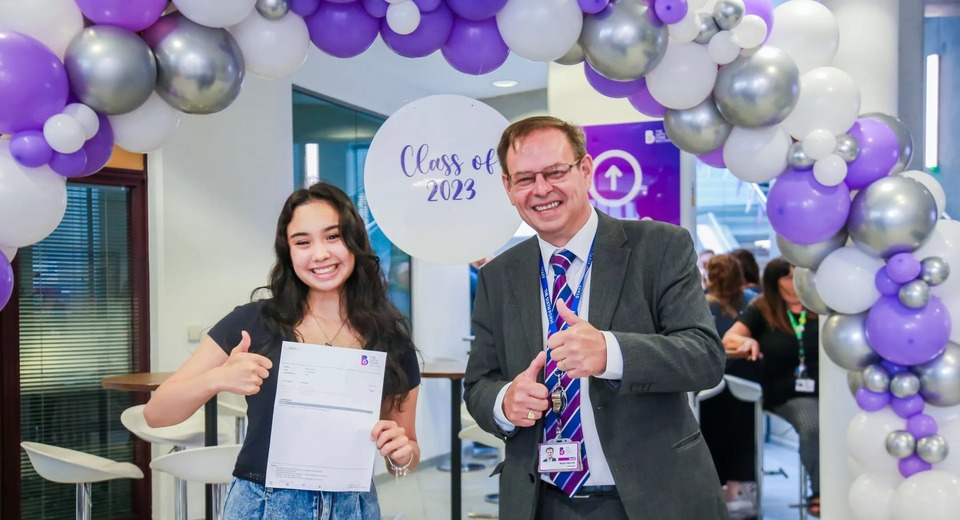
[364,95,519,264]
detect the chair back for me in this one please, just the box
[725,375,763,403]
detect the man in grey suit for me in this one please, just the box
[464,116,728,520]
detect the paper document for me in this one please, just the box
[265,341,386,491]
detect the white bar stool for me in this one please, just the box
[150,444,242,520]
[21,441,143,520]
[217,394,248,444]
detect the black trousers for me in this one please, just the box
[536,482,629,520]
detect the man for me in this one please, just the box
[542,446,557,463]
[464,116,727,520]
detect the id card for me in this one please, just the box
[796,378,816,393]
[538,440,582,473]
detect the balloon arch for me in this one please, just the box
[1,0,959,516]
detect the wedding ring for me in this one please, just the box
[527,410,537,420]
[558,360,567,372]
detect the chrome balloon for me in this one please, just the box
[848,176,938,258]
[693,13,720,45]
[64,26,157,115]
[915,342,960,407]
[663,96,732,154]
[786,141,815,170]
[862,112,914,174]
[848,370,865,397]
[921,256,950,286]
[714,46,800,128]
[863,364,891,393]
[777,229,847,270]
[555,40,585,66]
[581,0,668,81]
[256,0,289,20]
[822,312,880,371]
[898,280,931,309]
[713,0,745,31]
[890,372,921,398]
[793,267,831,315]
[885,430,917,459]
[916,435,949,464]
[834,133,860,163]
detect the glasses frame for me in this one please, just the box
[508,160,581,189]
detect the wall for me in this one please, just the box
[926,15,960,216]
[482,88,549,122]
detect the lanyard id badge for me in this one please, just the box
[788,310,816,393]
[538,383,583,473]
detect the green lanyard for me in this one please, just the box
[787,309,808,377]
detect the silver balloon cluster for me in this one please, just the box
[581,0,668,81]
[861,363,923,398]
[898,256,948,310]
[693,0,744,43]
[885,430,950,464]
[848,176,938,258]
[787,133,860,170]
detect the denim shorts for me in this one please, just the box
[223,478,381,520]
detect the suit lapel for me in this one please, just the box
[589,212,630,331]
[506,237,546,366]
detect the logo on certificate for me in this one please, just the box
[361,355,369,366]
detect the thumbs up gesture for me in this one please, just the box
[547,300,607,379]
[215,331,273,396]
[502,351,550,427]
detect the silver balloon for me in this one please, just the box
[713,0,745,30]
[921,256,950,286]
[786,141,815,170]
[885,430,917,459]
[834,133,860,163]
[663,97,732,155]
[714,46,800,128]
[863,364,891,393]
[915,342,960,407]
[793,267,831,315]
[848,370,865,397]
[142,13,246,115]
[822,312,880,371]
[777,228,847,270]
[555,41,585,66]
[693,13,720,45]
[63,26,157,115]
[890,372,921,398]
[862,112,914,173]
[916,435,949,464]
[256,0,289,20]
[898,280,931,309]
[581,0,668,81]
[848,176,938,258]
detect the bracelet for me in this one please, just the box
[387,455,411,478]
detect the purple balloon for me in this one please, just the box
[76,0,166,32]
[290,0,321,17]
[891,394,925,419]
[866,296,950,366]
[381,2,454,58]
[10,130,54,168]
[887,253,921,284]
[766,169,851,245]
[844,118,899,190]
[627,79,666,117]
[899,454,932,478]
[584,63,645,98]
[743,0,774,35]
[446,0,507,21]
[76,113,114,177]
[306,1,380,58]
[907,413,938,438]
[875,267,900,297]
[361,0,389,17]
[0,250,12,310]
[0,31,69,134]
[698,148,726,168]
[881,360,910,375]
[413,0,442,12]
[655,0,688,24]
[49,149,89,178]
[441,17,509,75]
[855,387,891,412]
[579,0,610,14]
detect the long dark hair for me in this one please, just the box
[731,248,761,287]
[754,257,816,334]
[255,183,416,412]
[706,254,745,318]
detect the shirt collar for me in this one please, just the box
[537,208,598,266]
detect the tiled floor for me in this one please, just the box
[377,440,812,520]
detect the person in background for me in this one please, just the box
[730,248,761,299]
[144,183,421,519]
[722,258,820,517]
[465,115,726,520]
[698,248,716,291]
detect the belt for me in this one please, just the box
[542,481,618,499]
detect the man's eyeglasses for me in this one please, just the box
[509,162,578,189]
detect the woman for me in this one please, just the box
[723,257,820,517]
[731,248,762,299]
[144,183,420,519]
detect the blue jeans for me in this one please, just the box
[223,478,381,519]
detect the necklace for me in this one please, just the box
[310,312,347,346]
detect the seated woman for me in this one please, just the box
[722,257,820,517]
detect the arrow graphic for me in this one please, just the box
[604,165,624,191]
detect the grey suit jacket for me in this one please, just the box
[464,211,728,520]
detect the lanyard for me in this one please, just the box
[539,242,595,337]
[787,309,808,376]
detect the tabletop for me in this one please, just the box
[421,360,467,379]
[101,372,173,391]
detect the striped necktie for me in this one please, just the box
[543,249,590,497]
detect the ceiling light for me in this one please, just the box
[491,80,518,88]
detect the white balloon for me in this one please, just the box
[0,141,68,248]
[0,0,84,58]
[43,114,85,154]
[707,30,741,65]
[803,129,837,160]
[816,245,883,314]
[915,219,960,299]
[62,103,100,140]
[229,11,310,79]
[108,92,181,153]
[891,471,960,520]
[363,95,520,264]
[732,14,767,49]
[781,67,861,139]
[497,0,583,62]
[667,11,701,44]
[646,42,718,110]
[766,0,839,74]
[722,125,791,183]
[172,0,257,28]
[813,154,848,187]
[688,0,709,9]
[0,246,15,262]
[386,1,421,35]
[899,170,946,219]
[847,408,903,475]
[849,472,903,520]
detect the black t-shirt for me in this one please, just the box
[738,304,819,410]
[207,300,421,484]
